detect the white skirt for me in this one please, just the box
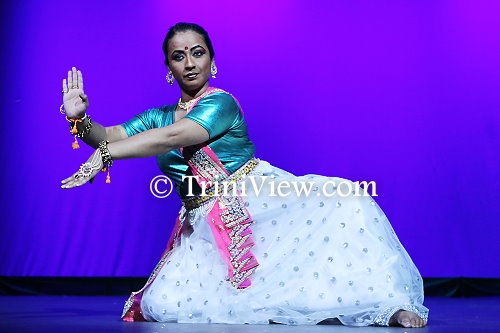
[139,159,429,326]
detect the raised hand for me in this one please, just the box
[62,67,89,119]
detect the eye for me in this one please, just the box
[173,54,184,61]
[193,50,205,57]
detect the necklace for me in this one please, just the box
[177,89,213,111]
[177,98,196,111]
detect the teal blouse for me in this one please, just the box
[121,91,255,199]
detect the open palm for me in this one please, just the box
[62,67,88,118]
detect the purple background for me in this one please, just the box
[1,0,499,277]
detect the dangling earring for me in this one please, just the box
[210,62,218,79]
[165,69,174,86]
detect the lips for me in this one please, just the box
[185,73,198,79]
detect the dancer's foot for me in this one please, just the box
[389,310,426,328]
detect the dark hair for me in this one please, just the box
[162,23,215,66]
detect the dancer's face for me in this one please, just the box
[167,31,212,92]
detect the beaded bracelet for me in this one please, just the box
[61,103,93,149]
[67,115,93,138]
[98,140,113,183]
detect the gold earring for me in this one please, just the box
[166,70,174,86]
[211,62,218,79]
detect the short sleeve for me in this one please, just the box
[184,93,240,139]
[121,108,164,137]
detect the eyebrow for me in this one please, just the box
[171,45,205,55]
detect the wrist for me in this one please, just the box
[67,115,92,141]
[98,140,113,167]
[66,113,88,121]
[60,103,87,119]
[98,140,113,184]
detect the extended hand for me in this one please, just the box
[62,67,89,119]
[61,150,103,189]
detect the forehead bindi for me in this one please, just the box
[169,31,207,53]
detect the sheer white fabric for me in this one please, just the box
[140,160,429,326]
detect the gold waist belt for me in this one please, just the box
[181,158,259,210]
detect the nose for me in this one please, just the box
[185,55,195,70]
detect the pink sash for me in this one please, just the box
[121,87,259,322]
[180,87,259,289]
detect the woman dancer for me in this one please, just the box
[61,23,428,328]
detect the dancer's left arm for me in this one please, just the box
[60,118,209,189]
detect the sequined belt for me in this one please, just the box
[181,157,259,210]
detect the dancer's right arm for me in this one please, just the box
[70,114,128,148]
[63,67,127,148]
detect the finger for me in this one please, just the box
[72,67,78,88]
[62,182,80,189]
[61,171,80,184]
[61,176,73,184]
[74,177,90,187]
[80,93,88,102]
[68,70,73,89]
[77,70,84,91]
[62,78,68,93]
[62,176,83,188]
[61,180,75,189]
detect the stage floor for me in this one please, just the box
[0,296,498,332]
